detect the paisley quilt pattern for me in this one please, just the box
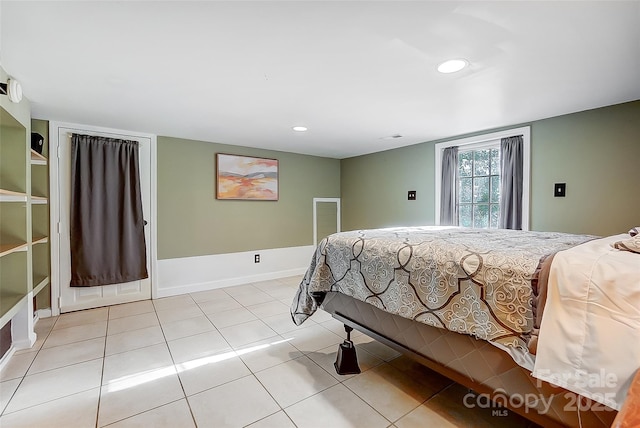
[291,226,593,354]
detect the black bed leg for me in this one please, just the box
[309,291,326,306]
[334,325,361,375]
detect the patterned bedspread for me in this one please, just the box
[291,226,594,358]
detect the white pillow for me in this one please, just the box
[613,234,640,254]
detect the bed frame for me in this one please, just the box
[319,291,617,428]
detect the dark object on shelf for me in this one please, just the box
[31,133,44,154]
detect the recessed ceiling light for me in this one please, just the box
[437,59,468,74]
[292,126,308,132]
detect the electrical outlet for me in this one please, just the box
[254,254,260,263]
[408,190,416,200]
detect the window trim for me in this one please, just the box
[434,126,530,230]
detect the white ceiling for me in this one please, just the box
[1,1,639,159]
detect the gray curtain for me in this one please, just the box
[499,135,524,229]
[70,134,148,286]
[440,146,459,226]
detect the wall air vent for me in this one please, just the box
[0,78,23,103]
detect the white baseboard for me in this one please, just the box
[35,309,53,319]
[156,245,314,298]
[12,333,36,351]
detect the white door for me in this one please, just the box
[56,125,152,313]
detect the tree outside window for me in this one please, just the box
[458,148,500,228]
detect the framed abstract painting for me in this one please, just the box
[216,153,279,200]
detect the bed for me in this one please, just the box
[290,226,640,427]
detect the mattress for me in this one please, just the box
[292,226,594,368]
[320,291,617,428]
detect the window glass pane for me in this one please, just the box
[459,204,472,227]
[490,204,500,228]
[459,152,473,177]
[473,177,489,203]
[490,175,500,203]
[474,150,490,176]
[459,178,472,203]
[455,144,502,230]
[490,148,500,174]
[473,204,489,228]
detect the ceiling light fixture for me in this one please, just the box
[292,126,308,132]
[437,59,468,74]
[0,77,23,103]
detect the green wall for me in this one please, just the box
[341,100,640,236]
[157,137,340,259]
[341,143,435,230]
[316,201,338,243]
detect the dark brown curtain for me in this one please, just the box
[440,146,459,226]
[70,134,148,286]
[499,135,524,230]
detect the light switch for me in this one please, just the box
[554,183,566,197]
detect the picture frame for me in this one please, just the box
[216,153,279,201]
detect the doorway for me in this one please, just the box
[49,122,156,314]
[313,198,341,246]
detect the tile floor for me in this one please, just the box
[0,276,537,427]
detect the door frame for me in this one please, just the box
[49,121,158,316]
[313,197,341,246]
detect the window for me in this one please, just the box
[458,145,501,228]
[435,126,531,230]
